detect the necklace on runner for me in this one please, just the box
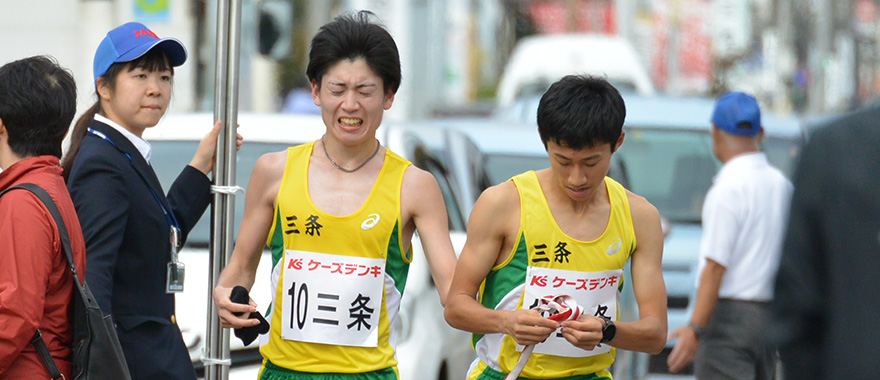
[321,135,381,173]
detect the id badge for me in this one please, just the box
[166,261,185,293]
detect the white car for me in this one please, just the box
[145,113,474,380]
[495,34,655,109]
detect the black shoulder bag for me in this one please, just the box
[0,183,132,380]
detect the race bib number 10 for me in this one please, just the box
[280,250,386,347]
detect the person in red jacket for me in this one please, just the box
[0,55,85,379]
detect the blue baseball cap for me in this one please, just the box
[93,22,187,82]
[711,91,762,136]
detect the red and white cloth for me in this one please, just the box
[504,295,583,380]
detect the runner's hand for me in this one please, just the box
[502,309,559,346]
[559,314,604,350]
[213,284,261,329]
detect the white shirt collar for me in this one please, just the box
[94,114,152,163]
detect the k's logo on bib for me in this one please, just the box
[606,238,622,256]
[361,214,380,230]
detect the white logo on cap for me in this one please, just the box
[361,214,380,230]
[606,238,622,256]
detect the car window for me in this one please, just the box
[763,135,802,177]
[616,128,717,223]
[616,128,802,224]
[419,157,466,232]
[151,141,292,245]
[483,153,548,186]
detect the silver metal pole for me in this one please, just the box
[206,0,241,379]
[213,0,228,123]
[205,0,228,376]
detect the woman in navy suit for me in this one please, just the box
[61,22,238,380]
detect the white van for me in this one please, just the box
[496,34,655,108]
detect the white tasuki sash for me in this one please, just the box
[520,266,623,357]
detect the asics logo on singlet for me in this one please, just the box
[606,238,622,255]
[361,214,380,230]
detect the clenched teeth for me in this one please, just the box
[340,117,362,126]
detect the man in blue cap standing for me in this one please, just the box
[666,92,793,379]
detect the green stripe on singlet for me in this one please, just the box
[472,232,529,346]
[269,208,285,269]
[384,220,410,295]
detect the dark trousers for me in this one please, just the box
[695,299,776,380]
[118,319,197,380]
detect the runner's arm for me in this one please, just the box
[609,193,667,353]
[403,167,457,306]
[213,151,285,328]
[444,183,558,345]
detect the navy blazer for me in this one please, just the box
[772,106,880,379]
[67,120,211,380]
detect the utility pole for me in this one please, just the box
[809,0,833,113]
[777,0,795,112]
[617,0,635,41]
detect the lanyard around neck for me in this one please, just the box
[87,128,180,231]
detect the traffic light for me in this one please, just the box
[258,0,292,60]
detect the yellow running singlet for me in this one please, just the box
[469,171,636,379]
[261,141,412,375]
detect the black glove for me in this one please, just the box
[230,286,270,345]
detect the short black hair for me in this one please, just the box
[0,55,76,158]
[306,10,401,94]
[536,75,626,151]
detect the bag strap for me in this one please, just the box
[2,183,81,278]
[30,330,63,379]
[1,183,73,380]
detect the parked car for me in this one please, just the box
[495,34,655,109]
[144,113,474,380]
[419,94,805,379]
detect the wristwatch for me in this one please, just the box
[600,316,616,344]
[687,322,704,339]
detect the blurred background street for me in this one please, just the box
[2,1,876,379]
[2,0,878,122]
